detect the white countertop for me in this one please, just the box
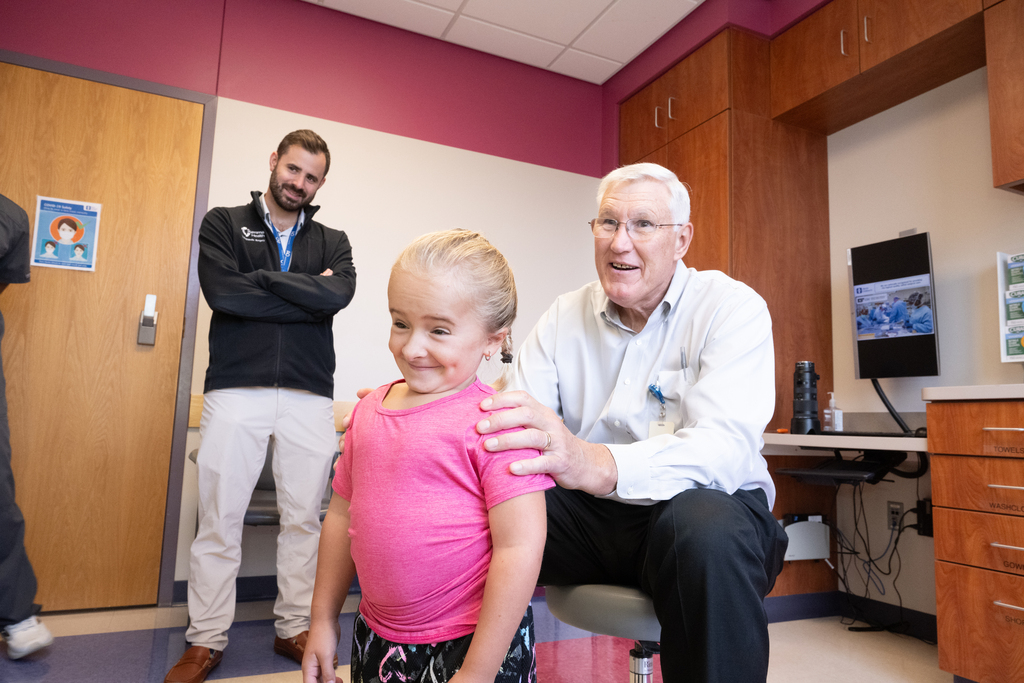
[921,385,1024,402]
[762,432,928,456]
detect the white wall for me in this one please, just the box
[828,68,1024,614]
[176,97,601,581]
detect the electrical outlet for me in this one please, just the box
[887,501,903,531]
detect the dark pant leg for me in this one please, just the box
[0,313,39,628]
[641,488,788,683]
[538,487,654,586]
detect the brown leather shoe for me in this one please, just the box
[164,646,222,683]
[274,630,338,667]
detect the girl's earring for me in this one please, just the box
[485,353,492,361]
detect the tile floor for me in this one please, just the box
[0,596,953,683]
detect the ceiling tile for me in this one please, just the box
[575,0,700,64]
[462,0,612,44]
[446,16,565,69]
[548,49,623,84]
[320,0,455,39]
[418,0,465,10]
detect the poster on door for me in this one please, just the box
[31,196,101,272]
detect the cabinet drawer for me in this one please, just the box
[933,455,1024,515]
[927,400,1024,456]
[935,561,1024,682]
[935,507,1024,574]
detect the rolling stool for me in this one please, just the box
[545,584,661,682]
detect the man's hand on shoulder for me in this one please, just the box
[477,391,618,496]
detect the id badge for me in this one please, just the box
[649,421,676,438]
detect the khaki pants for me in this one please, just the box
[186,387,337,651]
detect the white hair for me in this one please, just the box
[597,163,690,224]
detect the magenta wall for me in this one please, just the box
[0,0,827,177]
[0,0,224,93]
[0,0,603,177]
[218,0,602,176]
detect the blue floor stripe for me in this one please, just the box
[0,600,579,683]
[0,615,355,683]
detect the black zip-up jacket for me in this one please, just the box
[198,191,356,398]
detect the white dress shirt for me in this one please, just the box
[510,261,777,509]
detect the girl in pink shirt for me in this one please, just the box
[303,230,553,683]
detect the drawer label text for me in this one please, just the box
[1006,615,1024,626]
[984,441,1024,457]
[1004,559,1024,571]
[990,501,1024,512]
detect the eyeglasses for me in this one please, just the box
[590,218,684,241]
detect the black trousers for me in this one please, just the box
[0,311,38,628]
[540,486,788,683]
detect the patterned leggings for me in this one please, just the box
[351,604,537,683]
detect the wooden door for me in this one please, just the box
[665,112,730,274]
[0,62,203,610]
[859,0,982,71]
[769,0,860,117]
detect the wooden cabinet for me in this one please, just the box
[770,0,985,133]
[665,112,730,273]
[619,29,768,165]
[928,400,1024,455]
[858,0,981,69]
[770,0,860,117]
[929,397,1024,683]
[936,562,1024,683]
[984,0,1024,194]
[619,79,669,169]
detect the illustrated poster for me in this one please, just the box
[31,196,101,272]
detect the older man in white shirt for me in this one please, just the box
[477,163,789,683]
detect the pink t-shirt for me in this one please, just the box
[333,378,555,644]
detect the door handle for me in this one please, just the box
[138,294,158,345]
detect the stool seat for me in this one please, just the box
[545,584,661,642]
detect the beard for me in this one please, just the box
[268,167,312,211]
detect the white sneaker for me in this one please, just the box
[3,616,54,659]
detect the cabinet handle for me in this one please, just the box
[983,427,1024,432]
[863,16,871,43]
[654,106,665,129]
[995,600,1024,612]
[988,484,1024,491]
[992,542,1024,552]
[667,97,677,121]
[840,29,848,56]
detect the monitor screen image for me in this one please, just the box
[848,233,939,379]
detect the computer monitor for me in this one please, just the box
[848,232,939,379]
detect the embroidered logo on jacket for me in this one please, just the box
[240,226,266,242]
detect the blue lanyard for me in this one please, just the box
[270,223,299,272]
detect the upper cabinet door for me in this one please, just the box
[859,0,982,70]
[619,79,669,165]
[770,0,860,118]
[661,31,731,140]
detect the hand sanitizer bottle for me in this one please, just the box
[823,392,843,432]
